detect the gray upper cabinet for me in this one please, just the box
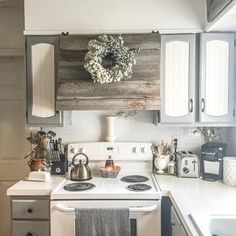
[161,34,196,123]
[26,36,63,126]
[199,33,234,123]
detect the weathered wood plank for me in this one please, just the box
[56,98,160,110]
[57,33,160,110]
[57,80,160,99]
[59,66,159,82]
[207,0,233,22]
[60,33,160,50]
[59,49,160,67]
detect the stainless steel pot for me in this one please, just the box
[70,153,92,181]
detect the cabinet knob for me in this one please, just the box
[201,98,205,112]
[25,232,36,236]
[27,208,33,214]
[189,99,193,113]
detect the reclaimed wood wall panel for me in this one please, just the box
[207,0,233,22]
[57,33,160,110]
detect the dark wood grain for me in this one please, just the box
[57,33,160,110]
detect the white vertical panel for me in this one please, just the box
[205,40,229,116]
[165,41,189,117]
[32,43,55,117]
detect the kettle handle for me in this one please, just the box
[71,153,89,167]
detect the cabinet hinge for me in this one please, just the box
[233,109,235,117]
[62,32,69,36]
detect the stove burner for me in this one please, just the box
[126,184,152,192]
[121,175,149,183]
[63,183,95,191]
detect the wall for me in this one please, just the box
[45,111,207,155]
[24,0,205,34]
[222,128,236,155]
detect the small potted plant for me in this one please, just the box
[25,130,56,171]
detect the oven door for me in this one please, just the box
[51,200,160,236]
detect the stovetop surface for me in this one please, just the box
[51,173,161,200]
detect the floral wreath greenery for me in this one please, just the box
[84,35,139,84]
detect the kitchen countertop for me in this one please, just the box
[155,175,236,236]
[7,176,65,196]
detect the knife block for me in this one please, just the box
[51,154,67,175]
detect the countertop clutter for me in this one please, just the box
[156,175,236,236]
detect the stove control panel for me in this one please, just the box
[68,142,153,161]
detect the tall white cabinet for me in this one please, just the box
[199,33,234,123]
[161,34,196,123]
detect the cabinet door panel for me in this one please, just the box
[200,33,234,123]
[161,34,196,123]
[26,36,63,126]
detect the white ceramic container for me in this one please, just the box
[223,157,236,187]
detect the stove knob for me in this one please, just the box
[80,148,87,153]
[141,147,146,153]
[132,147,138,153]
[70,147,79,154]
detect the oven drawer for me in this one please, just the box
[12,220,50,236]
[12,199,50,219]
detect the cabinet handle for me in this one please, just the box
[27,208,33,214]
[201,98,205,112]
[189,99,193,113]
[25,232,36,236]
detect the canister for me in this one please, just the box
[223,157,236,186]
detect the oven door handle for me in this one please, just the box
[53,204,158,213]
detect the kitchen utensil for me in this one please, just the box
[223,157,236,186]
[157,140,165,155]
[176,151,199,178]
[70,153,92,181]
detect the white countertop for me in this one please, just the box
[7,176,64,196]
[155,175,236,236]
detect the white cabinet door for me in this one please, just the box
[161,34,196,123]
[199,33,234,123]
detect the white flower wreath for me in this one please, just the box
[84,35,139,84]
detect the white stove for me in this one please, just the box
[51,142,161,236]
[51,173,160,200]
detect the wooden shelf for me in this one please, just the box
[0,48,24,57]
